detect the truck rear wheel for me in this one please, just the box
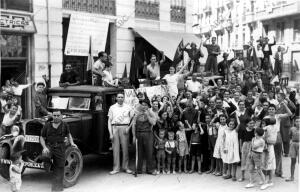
[0,145,10,180]
[63,146,83,188]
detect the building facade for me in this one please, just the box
[193,0,300,80]
[1,0,196,118]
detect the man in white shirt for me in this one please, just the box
[186,73,202,96]
[230,53,244,79]
[108,93,133,175]
[145,53,165,80]
[93,51,107,85]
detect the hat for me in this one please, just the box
[223,52,229,57]
[139,99,151,108]
[220,86,227,90]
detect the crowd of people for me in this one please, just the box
[109,71,299,189]
[0,35,299,192]
[107,36,299,191]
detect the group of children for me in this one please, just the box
[150,92,299,190]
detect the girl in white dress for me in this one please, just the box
[213,114,227,176]
[222,115,241,181]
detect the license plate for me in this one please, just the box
[25,135,40,143]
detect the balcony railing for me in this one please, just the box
[135,0,159,20]
[170,5,185,23]
[62,0,116,15]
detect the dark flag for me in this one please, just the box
[122,63,128,78]
[86,36,94,85]
[293,59,299,72]
[129,47,139,88]
[142,51,148,76]
[173,39,184,66]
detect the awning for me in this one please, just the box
[132,28,201,60]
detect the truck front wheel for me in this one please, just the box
[63,146,83,188]
[0,145,10,180]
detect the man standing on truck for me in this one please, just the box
[108,93,134,175]
[40,110,77,192]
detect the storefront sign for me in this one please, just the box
[65,13,109,56]
[0,12,36,33]
[124,85,168,107]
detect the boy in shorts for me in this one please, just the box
[165,131,178,174]
[286,117,299,182]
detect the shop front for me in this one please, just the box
[0,10,36,118]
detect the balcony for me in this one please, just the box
[62,0,116,15]
[256,0,300,21]
[135,0,159,20]
[170,5,186,23]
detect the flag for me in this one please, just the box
[173,39,184,66]
[270,75,279,85]
[129,47,139,88]
[142,51,147,76]
[122,63,128,78]
[86,36,94,85]
[293,59,299,72]
[86,36,94,72]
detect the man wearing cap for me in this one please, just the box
[34,81,50,118]
[182,42,204,73]
[108,93,133,175]
[132,99,157,175]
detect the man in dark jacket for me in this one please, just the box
[260,36,276,72]
[59,64,80,87]
[34,82,49,118]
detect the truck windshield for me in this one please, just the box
[48,96,90,111]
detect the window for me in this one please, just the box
[48,96,91,111]
[0,0,32,12]
[294,19,300,42]
[235,34,238,47]
[276,22,285,42]
[0,35,28,58]
[135,0,159,20]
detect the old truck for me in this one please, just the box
[0,85,123,187]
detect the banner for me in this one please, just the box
[124,85,168,107]
[65,13,109,56]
